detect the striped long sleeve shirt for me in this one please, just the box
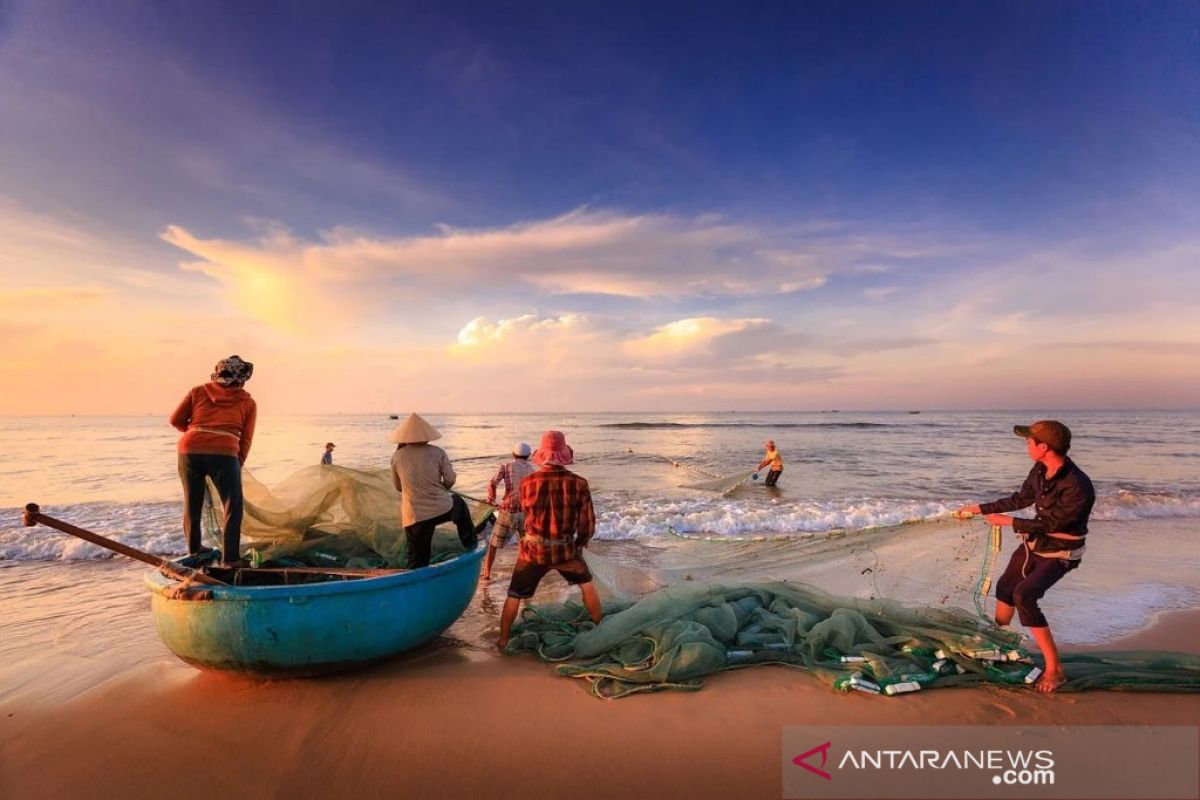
[391,444,456,527]
[487,458,538,512]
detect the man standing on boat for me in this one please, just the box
[755,439,784,487]
[482,442,536,580]
[497,430,602,649]
[389,413,478,569]
[956,420,1095,694]
[169,355,257,567]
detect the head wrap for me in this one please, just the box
[212,355,254,386]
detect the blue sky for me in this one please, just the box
[1,1,1198,412]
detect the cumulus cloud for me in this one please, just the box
[433,311,845,409]
[453,313,594,352]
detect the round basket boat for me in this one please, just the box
[145,546,484,676]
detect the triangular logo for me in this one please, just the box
[793,740,833,780]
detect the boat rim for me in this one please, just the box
[144,544,485,600]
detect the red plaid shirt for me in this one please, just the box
[518,465,595,565]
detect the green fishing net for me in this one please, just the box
[507,578,1200,699]
[203,465,493,567]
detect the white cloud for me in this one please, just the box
[160,208,948,333]
[454,314,590,349]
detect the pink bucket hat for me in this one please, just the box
[532,430,574,466]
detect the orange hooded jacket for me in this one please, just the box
[170,383,257,464]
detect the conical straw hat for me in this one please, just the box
[388,413,442,444]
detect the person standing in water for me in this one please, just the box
[169,355,257,567]
[321,442,335,465]
[482,442,537,580]
[956,420,1094,694]
[388,413,478,569]
[755,439,784,487]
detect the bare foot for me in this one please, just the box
[480,572,490,581]
[495,638,508,651]
[1035,671,1067,694]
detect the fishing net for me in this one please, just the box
[618,517,1000,619]
[507,580,1200,699]
[203,465,493,567]
[680,469,756,494]
[626,449,755,495]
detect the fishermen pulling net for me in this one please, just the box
[506,580,1200,699]
[198,464,1200,699]
[203,465,493,568]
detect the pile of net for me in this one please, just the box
[204,465,493,568]
[506,580,1200,699]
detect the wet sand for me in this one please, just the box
[1,560,1198,799]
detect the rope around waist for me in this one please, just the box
[1023,531,1086,561]
[522,534,580,547]
[191,426,241,439]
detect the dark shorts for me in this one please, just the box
[765,468,782,487]
[507,555,593,599]
[994,545,1079,628]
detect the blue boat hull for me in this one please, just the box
[145,546,484,676]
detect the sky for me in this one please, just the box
[1,0,1198,414]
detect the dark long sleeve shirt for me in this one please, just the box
[979,458,1095,537]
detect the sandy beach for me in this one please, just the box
[2,561,1197,800]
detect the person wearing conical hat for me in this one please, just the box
[388,413,478,568]
[497,430,602,649]
[482,442,536,580]
[169,355,257,567]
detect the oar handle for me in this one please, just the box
[23,503,225,586]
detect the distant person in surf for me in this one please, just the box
[955,420,1095,694]
[388,413,478,569]
[755,439,784,486]
[169,355,257,567]
[321,442,335,465]
[482,442,537,580]
[497,430,602,649]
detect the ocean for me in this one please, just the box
[2,409,1199,703]
[3,409,1199,556]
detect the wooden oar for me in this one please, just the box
[23,503,226,586]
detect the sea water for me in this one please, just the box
[3,409,1199,554]
[2,409,1199,701]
